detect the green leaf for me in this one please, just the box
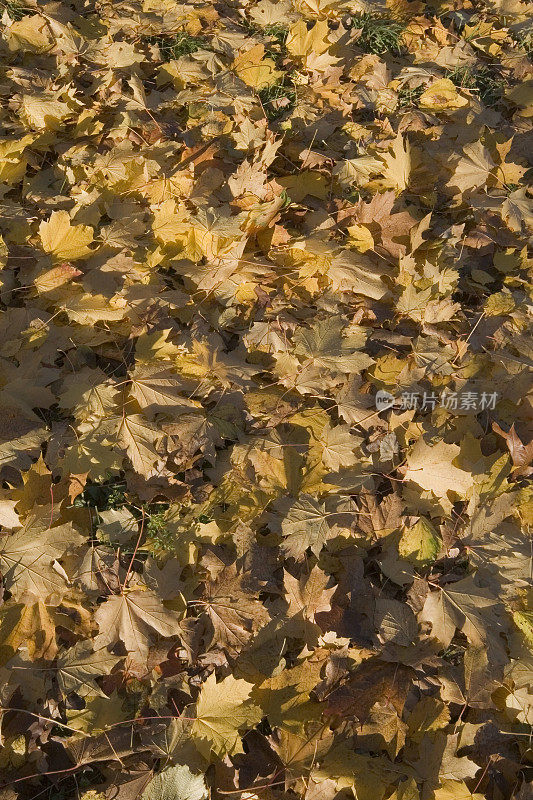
[398,517,441,565]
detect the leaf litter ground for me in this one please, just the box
[0,0,532,799]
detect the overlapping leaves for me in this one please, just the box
[0,0,531,799]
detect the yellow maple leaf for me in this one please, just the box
[347,223,375,253]
[375,131,411,194]
[463,21,507,57]
[38,211,94,262]
[434,780,485,800]
[277,171,328,202]
[233,44,282,90]
[418,78,469,111]
[152,199,189,245]
[6,15,54,52]
[0,135,36,184]
[506,80,533,118]
[21,95,72,131]
[404,439,474,498]
[286,19,331,59]
[192,673,262,758]
[0,599,56,665]
[34,263,82,293]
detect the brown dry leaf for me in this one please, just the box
[94,589,182,663]
[325,659,413,724]
[195,565,269,655]
[0,519,84,600]
[284,566,336,620]
[492,422,533,476]
[420,576,509,664]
